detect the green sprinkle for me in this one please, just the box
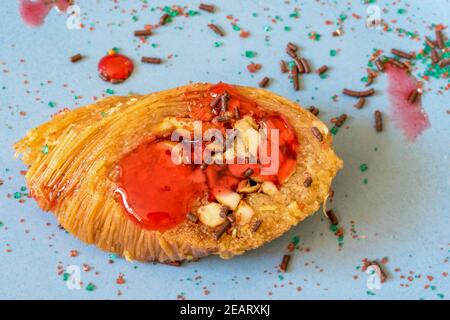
[437,293,445,299]
[214,41,223,48]
[245,50,256,58]
[232,24,241,31]
[397,8,407,14]
[363,178,368,185]
[106,88,115,94]
[132,15,138,22]
[330,126,338,135]
[284,26,291,31]
[48,101,56,108]
[151,43,158,48]
[0,221,4,227]
[86,283,96,291]
[263,26,271,32]
[62,273,70,281]
[360,164,368,172]
[330,49,338,57]
[100,111,107,118]
[14,192,22,199]
[292,236,300,245]
[187,10,199,16]
[41,144,49,155]
[20,186,27,192]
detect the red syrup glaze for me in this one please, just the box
[19,0,71,27]
[117,83,299,232]
[116,141,207,232]
[98,54,134,84]
[385,64,430,142]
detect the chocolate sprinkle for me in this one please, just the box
[134,30,152,37]
[326,210,339,225]
[280,60,288,73]
[286,48,297,59]
[425,36,437,49]
[186,212,198,223]
[354,97,366,109]
[199,3,215,13]
[243,168,254,178]
[303,176,313,188]
[213,115,231,123]
[388,58,408,70]
[431,50,441,64]
[293,57,305,74]
[70,54,82,63]
[233,106,241,119]
[375,59,385,72]
[439,58,450,68]
[316,65,328,75]
[407,89,420,105]
[210,94,222,108]
[279,255,291,273]
[214,220,231,240]
[208,24,224,37]
[343,88,375,98]
[391,48,413,60]
[159,13,170,25]
[332,114,348,127]
[374,110,383,133]
[287,42,298,52]
[300,57,311,74]
[291,64,299,91]
[141,57,162,64]
[311,127,323,142]
[308,106,320,116]
[220,92,229,113]
[251,220,262,232]
[436,30,445,49]
[258,77,270,88]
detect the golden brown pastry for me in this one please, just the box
[14,83,342,263]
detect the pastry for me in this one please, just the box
[15,83,342,263]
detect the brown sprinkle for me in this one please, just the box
[293,57,305,74]
[375,59,385,72]
[233,106,241,119]
[303,177,313,188]
[243,168,254,179]
[439,59,450,68]
[280,60,288,73]
[70,54,82,63]
[219,206,229,218]
[212,115,231,123]
[316,65,328,75]
[251,220,262,232]
[141,57,162,64]
[287,42,298,52]
[326,210,339,225]
[159,13,170,25]
[425,36,436,49]
[208,24,224,37]
[374,110,383,133]
[407,89,420,105]
[431,50,441,65]
[308,106,320,116]
[300,57,311,74]
[134,30,152,37]
[436,30,445,49]
[388,58,408,70]
[369,261,388,283]
[258,77,270,88]
[291,64,299,91]
[279,254,291,273]
[186,212,198,223]
[354,97,366,110]
[343,88,375,98]
[210,94,221,108]
[332,114,347,127]
[311,127,323,142]
[220,92,229,113]
[164,261,183,267]
[214,220,231,240]
[286,47,297,59]
[391,48,413,60]
[199,3,215,13]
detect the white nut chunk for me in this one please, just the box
[198,203,227,227]
[235,201,255,226]
[216,191,241,211]
[261,181,278,196]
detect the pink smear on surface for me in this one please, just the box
[385,63,430,142]
[19,0,72,27]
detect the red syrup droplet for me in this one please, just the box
[98,54,134,84]
[19,0,72,27]
[385,64,430,142]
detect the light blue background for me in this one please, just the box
[0,0,449,300]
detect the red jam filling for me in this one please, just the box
[116,83,299,232]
